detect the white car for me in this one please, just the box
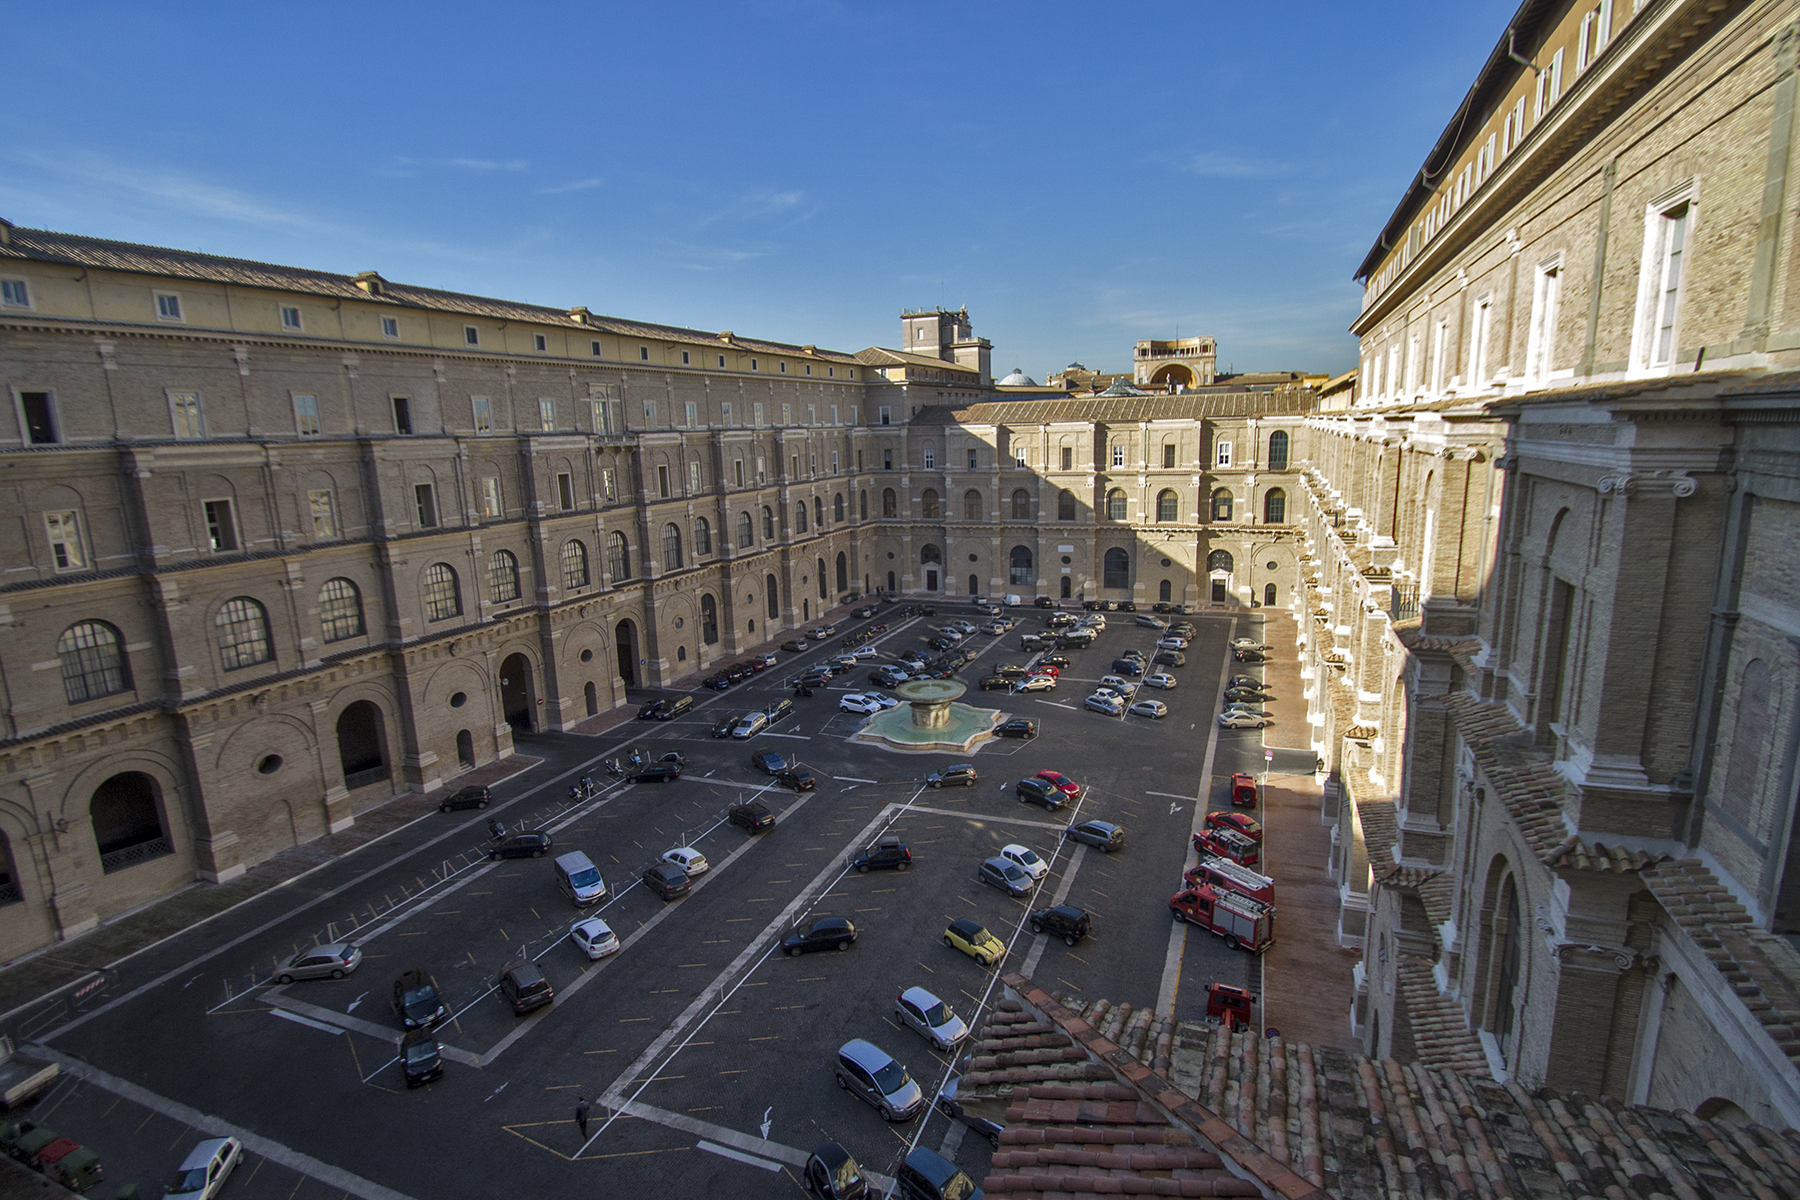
[1000,843,1049,880]
[848,646,879,660]
[1222,703,1272,718]
[569,916,622,959]
[1144,673,1178,690]
[895,985,970,1051]
[1098,675,1138,698]
[1218,710,1268,729]
[839,693,885,715]
[1134,614,1166,629]
[1014,674,1057,693]
[661,846,709,876]
[1129,699,1169,719]
[1085,693,1126,715]
[869,692,901,710]
[731,711,769,739]
[1231,638,1270,650]
[1079,616,1106,630]
[1156,637,1190,651]
[165,1137,242,1200]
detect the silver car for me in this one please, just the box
[835,1038,924,1121]
[276,942,362,983]
[894,986,969,1051]
[165,1137,241,1199]
[977,856,1034,897]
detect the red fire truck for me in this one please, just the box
[1184,855,1275,905]
[1192,826,1260,867]
[1230,772,1258,808]
[1169,884,1274,953]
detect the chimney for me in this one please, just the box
[567,306,592,325]
[354,271,385,296]
[801,345,816,355]
[718,331,735,343]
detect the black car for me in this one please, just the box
[438,785,490,812]
[895,1147,979,1200]
[804,1142,869,1200]
[871,666,909,687]
[1065,820,1124,853]
[853,837,912,873]
[1015,778,1065,810]
[628,761,681,783]
[750,749,789,774]
[782,916,857,956]
[1057,632,1096,649]
[1110,658,1144,677]
[653,695,694,720]
[1039,655,1070,669]
[927,636,955,651]
[926,764,979,789]
[489,831,552,859]
[1154,650,1187,667]
[978,674,1014,691]
[854,605,879,619]
[704,673,733,690]
[775,765,819,792]
[935,1076,1004,1151]
[637,698,669,719]
[1152,601,1175,613]
[392,969,447,1029]
[782,639,807,653]
[765,698,795,724]
[400,1029,444,1087]
[498,963,554,1014]
[1029,904,1093,946]
[995,719,1038,739]
[1117,600,1137,611]
[729,800,776,832]
[1235,649,1268,663]
[642,862,692,899]
[712,713,741,738]
[1034,596,1056,608]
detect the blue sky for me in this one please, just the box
[2,2,1517,378]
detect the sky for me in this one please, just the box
[1,1,1519,379]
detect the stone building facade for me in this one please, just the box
[1307,0,1800,1127]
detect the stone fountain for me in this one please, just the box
[853,677,1002,753]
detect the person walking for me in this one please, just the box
[575,1095,591,1140]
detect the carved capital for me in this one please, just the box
[1598,471,1697,499]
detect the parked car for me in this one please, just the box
[1135,614,1166,629]
[871,666,910,687]
[750,749,789,774]
[854,605,879,619]
[636,698,668,719]
[1034,595,1056,608]
[995,719,1038,739]
[775,765,820,792]
[978,674,1015,691]
[1156,636,1190,651]
[499,963,554,1014]
[731,711,770,739]
[925,764,979,789]
[438,785,490,812]
[1153,650,1188,668]
[1130,699,1169,719]
[276,942,362,984]
[164,1137,242,1200]
[569,916,622,959]
[712,713,742,738]
[641,862,692,899]
[1000,843,1048,880]
[1234,649,1268,663]
[1231,638,1270,651]
[1229,674,1264,689]
[1014,674,1056,692]
[729,800,776,832]
[660,846,709,877]
[894,986,968,1051]
[1098,674,1138,696]
[1023,664,1058,677]
[935,1075,1006,1152]
[853,836,912,873]
[1039,654,1071,669]
[490,830,551,859]
[1218,710,1269,729]
[1222,703,1271,718]
[703,672,732,691]
[1208,810,1264,841]
[1144,672,1178,690]
[804,1142,869,1200]
[1110,657,1144,677]
[1029,904,1093,946]
[1014,778,1065,810]
[400,1029,444,1088]
[1084,693,1125,715]
[653,695,694,720]
[756,651,779,666]
[782,639,807,653]
[977,856,1034,897]
[627,760,681,783]
[785,916,857,956]
[834,1039,923,1122]
[391,969,446,1029]
[1065,820,1124,853]
[942,918,1005,966]
[840,693,885,715]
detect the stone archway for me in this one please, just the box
[336,701,391,789]
[499,653,536,731]
[614,620,639,688]
[1148,363,1196,390]
[456,729,475,769]
[89,772,171,874]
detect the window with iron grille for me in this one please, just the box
[216,597,273,669]
[607,532,631,580]
[663,523,684,569]
[1106,489,1128,521]
[317,578,365,642]
[57,621,129,703]
[422,564,461,622]
[562,540,590,589]
[489,550,521,602]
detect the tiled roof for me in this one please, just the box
[909,391,1319,427]
[1373,864,1443,890]
[999,975,1800,1200]
[1542,836,1670,873]
[854,346,982,375]
[1440,693,1571,858]
[1394,957,1491,1074]
[0,223,862,361]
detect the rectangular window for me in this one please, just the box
[829,404,839,425]
[1216,441,1233,468]
[684,402,697,427]
[753,403,764,426]
[883,448,893,470]
[591,398,611,434]
[689,461,701,492]
[558,472,575,511]
[681,350,691,365]
[414,484,438,528]
[734,459,745,488]
[382,316,399,339]
[1526,260,1563,382]
[1634,197,1694,370]
[967,448,979,470]
[751,358,759,371]
[791,454,800,477]
[1062,446,1074,471]
[281,305,303,331]
[639,346,650,361]
[539,398,556,431]
[170,391,205,439]
[923,449,935,470]
[471,397,492,435]
[602,468,617,501]
[1653,208,1690,365]
[756,455,766,483]
[849,406,857,425]
[308,489,338,539]
[1597,0,1613,52]
[17,391,59,444]
[534,333,548,353]
[392,396,413,434]
[592,340,603,357]
[831,450,840,474]
[806,364,812,376]
[644,401,657,426]
[781,404,791,425]
[155,291,184,321]
[293,394,321,437]
[719,354,727,368]
[204,499,238,551]
[1578,10,1594,72]
[856,449,864,471]
[1431,319,1450,395]
[463,325,480,346]
[780,362,787,373]
[2,279,32,308]
[658,464,670,497]
[1469,296,1493,386]
[44,510,83,570]
[879,406,891,426]
[1162,443,1176,469]
[807,404,816,425]
[481,476,502,518]
[1111,444,1125,468]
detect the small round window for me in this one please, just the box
[450,692,468,708]
[256,755,283,775]
[674,617,685,629]
[1266,561,1278,571]
[1060,556,1072,565]
[580,649,593,662]
[968,553,978,563]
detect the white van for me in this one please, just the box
[554,851,608,906]
[1003,594,1021,607]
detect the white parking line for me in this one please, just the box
[832,776,878,783]
[760,732,812,740]
[906,804,1067,830]
[270,1008,344,1036]
[696,1140,783,1171]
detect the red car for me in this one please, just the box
[1031,665,1060,677]
[1206,810,1263,842]
[1035,770,1081,800]
[1230,772,1258,808]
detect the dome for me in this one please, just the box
[998,367,1039,387]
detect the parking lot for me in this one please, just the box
[12,597,1288,1198]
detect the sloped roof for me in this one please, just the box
[0,222,862,361]
[908,390,1318,427]
[1098,377,1152,397]
[854,346,982,375]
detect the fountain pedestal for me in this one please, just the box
[852,678,1002,754]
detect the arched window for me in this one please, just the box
[836,552,848,592]
[859,490,868,520]
[882,488,898,518]
[922,489,940,519]
[1009,545,1034,586]
[765,573,779,619]
[694,517,712,556]
[57,620,129,703]
[1264,583,1278,606]
[1159,579,1172,602]
[215,597,273,668]
[795,501,808,533]
[817,558,828,600]
[1156,489,1179,523]
[814,496,825,528]
[1208,549,1235,573]
[1263,488,1287,524]
[90,772,169,873]
[317,578,365,642]
[663,523,684,569]
[1268,430,1290,471]
[607,531,632,581]
[700,593,719,644]
[489,550,521,602]
[1058,490,1076,521]
[1011,489,1031,520]
[834,494,845,521]
[921,544,941,564]
[422,565,462,622]
[737,511,754,549]
[1103,548,1130,589]
[562,539,590,589]
[762,506,775,539]
[961,489,981,520]
[1211,489,1234,521]
[1106,489,1128,521]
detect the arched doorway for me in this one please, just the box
[1265,583,1278,606]
[1009,545,1033,586]
[921,545,941,592]
[1060,576,1072,599]
[499,653,536,730]
[90,771,170,874]
[1159,579,1172,602]
[836,552,848,593]
[887,570,896,593]
[968,574,978,596]
[456,729,475,768]
[584,681,598,716]
[337,701,390,788]
[614,621,639,688]
[1489,878,1524,1067]
[1208,549,1234,603]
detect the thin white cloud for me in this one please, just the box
[6,148,336,234]
[697,188,810,227]
[446,158,529,171]
[1177,152,1291,179]
[538,178,605,195]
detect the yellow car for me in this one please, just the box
[942,918,1005,967]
